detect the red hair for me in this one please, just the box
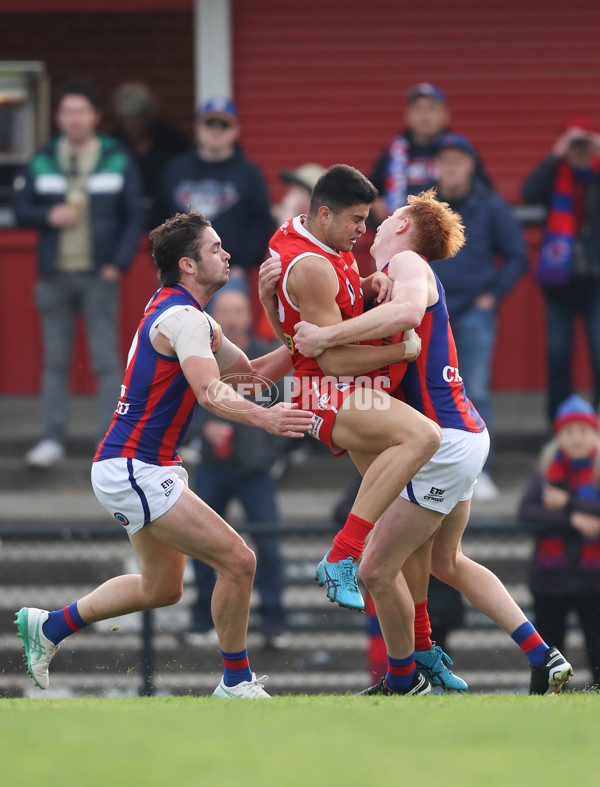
[407,189,465,260]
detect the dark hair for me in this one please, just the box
[308,164,378,217]
[149,212,213,287]
[56,79,101,110]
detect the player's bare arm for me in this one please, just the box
[386,250,437,315]
[288,256,415,377]
[221,344,294,388]
[181,355,313,438]
[152,311,311,437]
[153,305,292,389]
[294,250,431,356]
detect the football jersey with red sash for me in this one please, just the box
[399,271,485,432]
[94,285,212,466]
[269,215,363,453]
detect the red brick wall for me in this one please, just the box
[0,231,158,394]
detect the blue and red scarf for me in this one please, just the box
[384,136,409,215]
[537,158,599,286]
[537,449,600,571]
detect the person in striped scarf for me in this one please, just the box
[519,394,600,688]
[521,117,600,424]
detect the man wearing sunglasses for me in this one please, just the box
[153,97,273,283]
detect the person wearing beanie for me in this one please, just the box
[553,393,600,433]
[519,393,600,688]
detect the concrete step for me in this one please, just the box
[0,447,357,493]
[0,449,538,528]
[0,392,553,447]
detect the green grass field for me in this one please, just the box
[0,694,600,787]
[1,693,599,786]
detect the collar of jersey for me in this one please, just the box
[169,284,204,311]
[292,215,341,257]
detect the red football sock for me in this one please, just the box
[329,512,374,562]
[414,599,433,651]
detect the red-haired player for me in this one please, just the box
[294,190,573,696]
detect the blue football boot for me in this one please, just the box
[415,643,468,691]
[315,550,365,611]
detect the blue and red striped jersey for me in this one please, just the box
[95,285,211,466]
[399,273,485,432]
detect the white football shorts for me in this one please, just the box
[400,427,490,514]
[91,457,189,535]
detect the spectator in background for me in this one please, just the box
[153,96,273,292]
[521,117,600,424]
[518,394,600,687]
[184,288,289,650]
[431,132,528,500]
[112,82,188,225]
[369,82,489,226]
[14,79,144,468]
[271,163,326,226]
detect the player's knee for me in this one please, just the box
[163,587,184,606]
[228,544,257,584]
[417,420,442,458]
[430,551,458,583]
[148,583,183,608]
[360,554,393,593]
[389,416,441,457]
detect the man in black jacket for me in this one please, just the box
[369,83,489,226]
[152,97,273,289]
[14,80,144,467]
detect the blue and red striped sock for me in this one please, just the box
[221,648,252,687]
[511,621,549,667]
[385,652,416,693]
[42,602,89,645]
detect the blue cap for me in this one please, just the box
[436,132,476,158]
[196,96,238,118]
[407,83,446,105]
